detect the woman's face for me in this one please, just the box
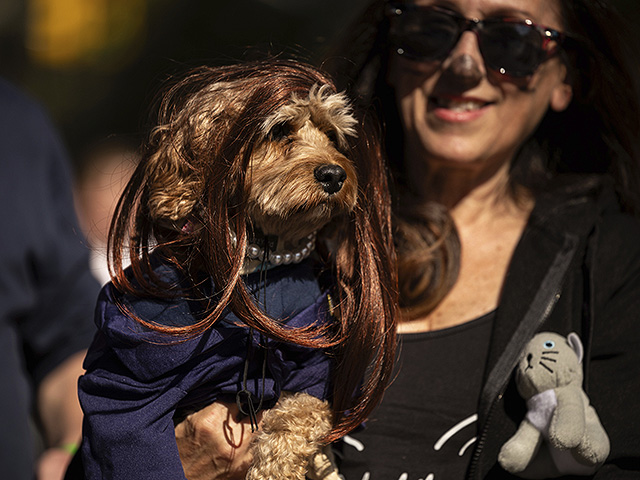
[389,0,573,171]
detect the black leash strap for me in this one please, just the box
[235,328,267,432]
[235,236,272,432]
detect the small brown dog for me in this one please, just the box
[80,60,397,479]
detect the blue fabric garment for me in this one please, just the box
[79,257,333,479]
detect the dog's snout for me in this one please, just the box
[314,165,347,194]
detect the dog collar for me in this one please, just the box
[181,221,317,274]
[236,230,317,274]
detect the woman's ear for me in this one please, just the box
[550,81,573,112]
[550,63,573,112]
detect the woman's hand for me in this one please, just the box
[175,401,263,480]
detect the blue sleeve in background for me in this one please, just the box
[0,78,100,478]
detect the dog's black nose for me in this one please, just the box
[314,165,347,194]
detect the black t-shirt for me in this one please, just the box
[337,311,494,480]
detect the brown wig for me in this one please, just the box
[325,0,640,317]
[107,59,398,441]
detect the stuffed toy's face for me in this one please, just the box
[514,332,584,399]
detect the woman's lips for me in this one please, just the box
[429,95,493,122]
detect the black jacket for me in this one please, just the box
[469,175,640,479]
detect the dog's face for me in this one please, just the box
[146,78,360,246]
[247,85,359,242]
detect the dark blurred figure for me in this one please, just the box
[0,77,100,480]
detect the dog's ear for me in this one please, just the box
[145,83,245,227]
[307,85,358,150]
[263,84,358,151]
[146,125,202,226]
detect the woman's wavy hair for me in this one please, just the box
[325,0,640,317]
[108,59,398,441]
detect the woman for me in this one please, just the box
[324,0,640,478]
[172,0,640,478]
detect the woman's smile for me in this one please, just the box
[390,0,572,170]
[429,94,494,122]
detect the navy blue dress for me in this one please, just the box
[79,258,333,479]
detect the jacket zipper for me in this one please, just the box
[466,288,564,479]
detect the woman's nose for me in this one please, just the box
[441,31,484,89]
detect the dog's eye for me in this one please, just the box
[268,122,292,142]
[326,130,340,147]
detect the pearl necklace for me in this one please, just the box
[183,220,317,270]
[247,232,316,266]
[231,231,317,272]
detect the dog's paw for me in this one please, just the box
[247,393,333,480]
[307,445,340,480]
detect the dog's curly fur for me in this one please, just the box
[246,84,358,243]
[108,59,398,478]
[248,393,337,480]
[145,82,359,243]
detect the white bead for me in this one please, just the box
[270,254,283,265]
[247,244,262,259]
[283,252,293,264]
[293,252,302,263]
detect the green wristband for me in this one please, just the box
[58,442,79,455]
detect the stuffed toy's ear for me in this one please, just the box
[567,332,583,364]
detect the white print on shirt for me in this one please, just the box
[434,413,478,456]
[343,435,365,452]
[342,413,478,480]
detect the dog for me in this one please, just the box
[79,60,397,479]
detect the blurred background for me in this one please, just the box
[0,0,638,175]
[0,0,373,173]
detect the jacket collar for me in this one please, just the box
[466,175,608,479]
[478,175,605,421]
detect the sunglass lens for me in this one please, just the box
[480,22,545,76]
[390,10,461,60]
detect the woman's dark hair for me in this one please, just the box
[325,0,640,317]
[531,0,640,214]
[108,59,398,441]
[325,0,460,318]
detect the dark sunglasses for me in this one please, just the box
[386,3,567,78]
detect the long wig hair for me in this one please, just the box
[107,59,398,441]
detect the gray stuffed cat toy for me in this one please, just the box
[498,332,610,478]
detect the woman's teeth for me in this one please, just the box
[433,98,487,111]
